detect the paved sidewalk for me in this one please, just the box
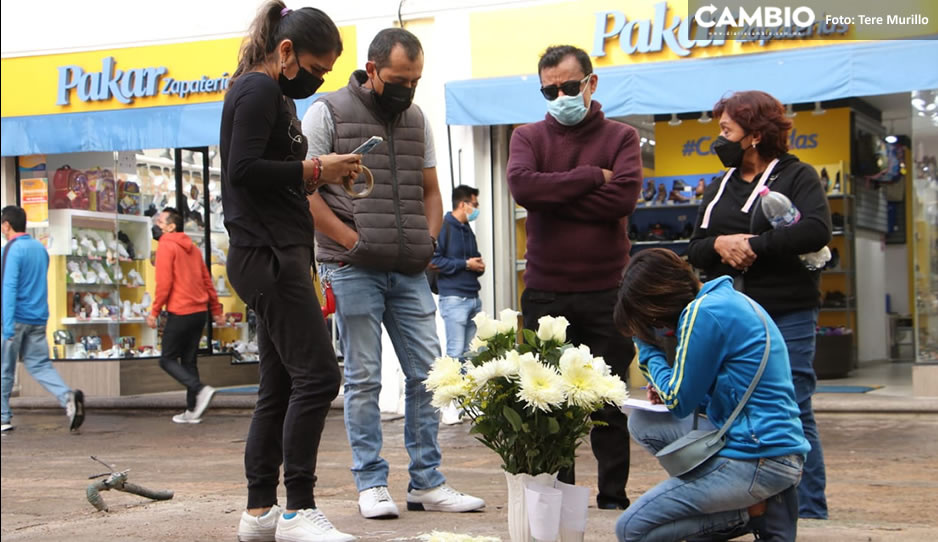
[2,408,936,541]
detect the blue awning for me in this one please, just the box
[0,94,322,157]
[444,40,938,126]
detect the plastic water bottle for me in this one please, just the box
[758,186,831,270]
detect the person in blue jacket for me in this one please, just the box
[1,205,85,433]
[612,248,807,542]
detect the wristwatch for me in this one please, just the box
[466,260,471,270]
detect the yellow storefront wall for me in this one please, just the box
[1,27,356,118]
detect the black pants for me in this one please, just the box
[522,287,634,509]
[227,245,340,511]
[158,311,208,410]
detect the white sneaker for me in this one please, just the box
[238,505,282,542]
[172,410,202,424]
[358,486,400,519]
[1,423,13,432]
[406,484,485,512]
[275,509,356,542]
[192,385,216,419]
[440,402,463,425]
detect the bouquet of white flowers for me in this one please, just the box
[424,310,628,476]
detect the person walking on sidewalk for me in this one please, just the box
[431,185,484,425]
[1,205,85,433]
[221,2,362,541]
[147,207,225,424]
[303,28,485,520]
[506,45,642,510]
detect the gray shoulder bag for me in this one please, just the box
[655,297,771,477]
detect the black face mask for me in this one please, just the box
[712,135,750,168]
[151,224,164,241]
[373,73,415,117]
[279,53,324,99]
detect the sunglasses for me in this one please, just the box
[540,74,592,101]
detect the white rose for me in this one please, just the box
[473,312,498,341]
[498,308,521,332]
[538,315,569,343]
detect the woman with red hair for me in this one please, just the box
[687,90,832,520]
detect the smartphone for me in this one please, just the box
[351,136,384,155]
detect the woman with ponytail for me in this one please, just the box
[221,2,358,541]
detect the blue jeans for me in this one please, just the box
[325,263,446,492]
[617,410,803,542]
[438,295,481,359]
[2,323,71,423]
[771,308,827,519]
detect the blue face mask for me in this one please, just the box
[546,94,589,126]
[468,207,480,222]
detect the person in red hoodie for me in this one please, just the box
[147,207,225,424]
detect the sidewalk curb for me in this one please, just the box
[11,393,938,413]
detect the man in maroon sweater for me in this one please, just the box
[507,45,642,510]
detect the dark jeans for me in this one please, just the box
[228,245,341,511]
[158,311,208,410]
[521,287,634,509]
[770,308,828,519]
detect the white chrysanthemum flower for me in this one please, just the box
[559,344,592,372]
[467,361,500,391]
[595,374,629,405]
[517,358,566,412]
[590,355,612,376]
[424,356,464,391]
[472,312,498,340]
[536,315,569,343]
[561,363,603,408]
[468,336,487,352]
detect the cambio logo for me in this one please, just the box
[695,4,816,28]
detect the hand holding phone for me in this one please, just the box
[351,136,384,155]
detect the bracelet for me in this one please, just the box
[304,157,322,195]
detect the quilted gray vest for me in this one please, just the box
[315,71,432,275]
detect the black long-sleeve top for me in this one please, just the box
[687,153,832,315]
[220,72,313,247]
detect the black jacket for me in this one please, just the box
[687,153,832,315]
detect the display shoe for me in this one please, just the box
[669,180,691,203]
[406,484,485,513]
[655,183,668,205]
[275,509,356,542]
[825,247,840,270]
[831,172,841,194]
[238,505,282,542]
[695,178,706,199]
[358,486,400,519]
[642,180,656,203]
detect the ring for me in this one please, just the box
[342,165,374,199]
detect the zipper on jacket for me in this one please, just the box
[386,122,406,269]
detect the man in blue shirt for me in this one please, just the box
[1,205,84,432]
[431,185,484,424]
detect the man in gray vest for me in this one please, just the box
[303,28,485,520]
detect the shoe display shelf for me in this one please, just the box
[911,153,938,365]
[814,161,857,378]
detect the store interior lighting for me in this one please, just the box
[785,104,797,118]
[911,89,938,127]
[698,110,712,123]
[885,135,899,144]
[668,113,682,126]
[812,102,826,115]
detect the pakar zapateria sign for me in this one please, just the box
[56,56,230,106]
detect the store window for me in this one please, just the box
[910,89,938,363]
[14,147,258,362]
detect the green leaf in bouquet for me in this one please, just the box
[522,329,538,347]
[526,448,540,458]
[502,405,523,431]
[547,416,560,434]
